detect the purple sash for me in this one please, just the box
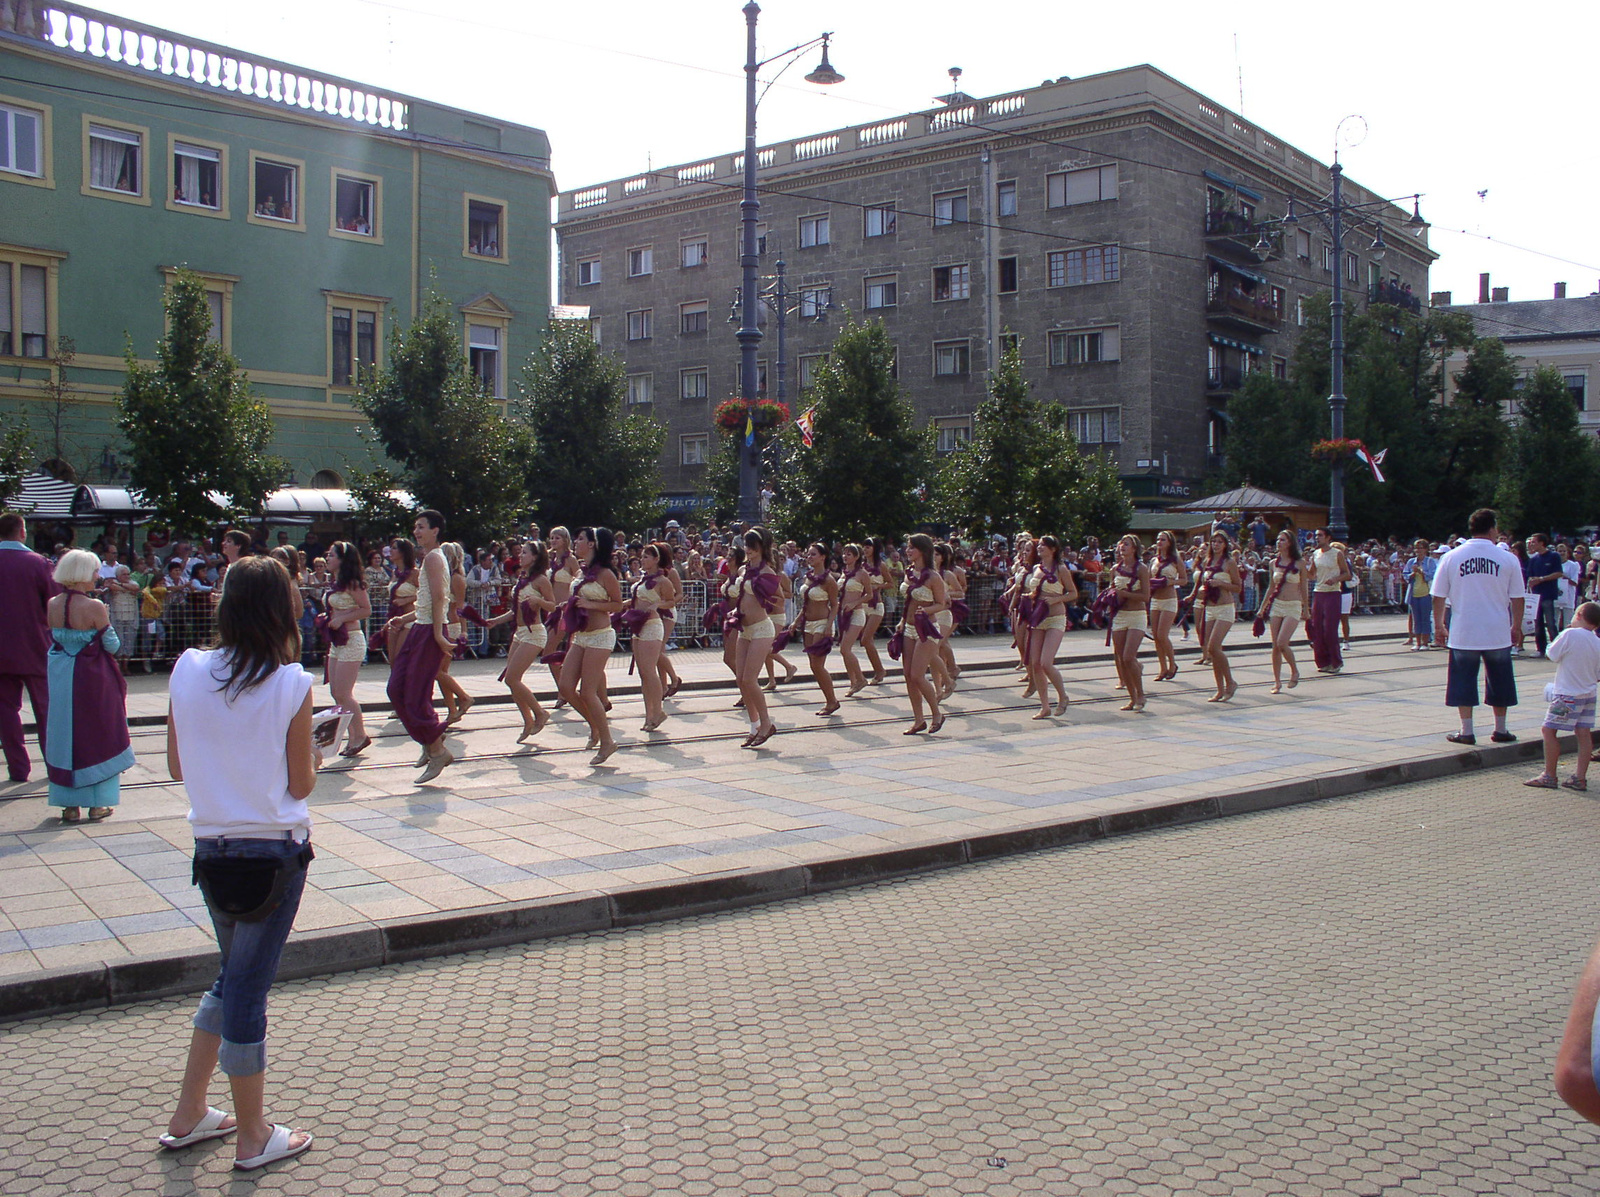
[913,610,942,641]
[388,568,413,609]
[949,598,970,624]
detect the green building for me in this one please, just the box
[0,2,552,489]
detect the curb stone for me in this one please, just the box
[0,731,1557,1024]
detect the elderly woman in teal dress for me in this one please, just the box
[46,550,134,823]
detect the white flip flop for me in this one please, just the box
[233,1124,313,1171]
[158,1106,235,1150]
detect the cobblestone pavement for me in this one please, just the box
[0,624,1567,982]
[3,763,1599,1195]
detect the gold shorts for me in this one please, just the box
[1272,600,1303,622]
[632,616,664,643]
[330,630,367,663]
[1149,597,1179,615]
[1204,604,1236,625]
[743,617,775,642]
[867,603,885,618]
[1111,610,1148,632]
[935,610,953,636]
[513,623,548,650]
[1036,615,1067,631]
[571,627,616,651]
[804,619,830,635]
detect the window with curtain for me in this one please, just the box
[331,308,352,385]
[173,142,220,208]
[21,265,46,357]
[0,267,11,355]
[469,324,501,396]
[205,290,223,343]
[0,103,41,177]
[89,124,141,194]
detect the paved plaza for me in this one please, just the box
[3,763,1599,1194]
[0,619,1573,1000]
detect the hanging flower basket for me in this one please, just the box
[713,398,791,433]
[1310,438,1362,463]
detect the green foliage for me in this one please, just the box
[1496,365,1600,535]
[117,268,285,534]
[516,318,665,534]
[770,318,930,543]
[1215,371,1327,501]
[1437,336,1517,521]
[0,413,35,506]
[934,342,1133,543]
[346,461,415,546]
[354,294,533,551]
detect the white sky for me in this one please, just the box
[88,0,1600,307]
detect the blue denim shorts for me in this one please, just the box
[191,835,311,1077]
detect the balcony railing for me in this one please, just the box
[1204,210,1256,238]
[1368,281,1422,314]
[1205,291,1283,331]
[1206,366,1245,392]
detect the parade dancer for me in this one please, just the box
[731,527,783,747]
[718,544,746,706]
[486,540,553,742]
[1149,530,1187,682]
[1026,535,1074,718]
[319,542,370,757]
[786,543,840,717]
[1263,531,1308,694]
[384,511,454,783]
[626,543,672,733]
[935,542,968,700]
[1005,536,1038,685]
[559,527,624,765]
[1109,534,1150,712]
[860,539,890,686]
[761,566,799,692]
[544,527,580,702]
[1198,531,1242,702]
[898,533,949,734]
[383,539,416,664]
[1308,528,1351,674]
[655,554,685,699]
[836,543,870,696]
[435,543,473,727]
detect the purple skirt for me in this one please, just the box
[385,626,446,745]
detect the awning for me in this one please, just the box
[2,472,79,519]
[1207,333,1265,355]
[73,485,414,520]
[1207,407,1231,427]
[1207,256,1270,286]
[1202,169,1263,203]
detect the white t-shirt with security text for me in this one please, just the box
[1432,538,1526,651]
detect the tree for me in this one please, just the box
[346,460,415,546]
[1437,336,1516,520]
[516,318,665,533]
[771,317,929,543]
[1496,365,1600,536]
[38,336,84,480]
[354,294,533,551]
[1217,370,1327,502]
[117,268,285,533]
[0,414,34,506]
[934,341,1133,543]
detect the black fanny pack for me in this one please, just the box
[193,844,315,922]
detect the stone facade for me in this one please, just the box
[556,66,1434,508]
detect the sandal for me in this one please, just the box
[60,807,82,823]
[233,1124,313,1172]
[160,1106,236,1150]
[1524,774,1559,789]
[1562,776,1589,792]
[902,722,926,736]
[87,807,114,822]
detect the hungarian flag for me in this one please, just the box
[797,406,817,448]
[1354,444,1388,483]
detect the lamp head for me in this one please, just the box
[1281,197,1299,226]
[1369,225,1387,262]
[805,35,844,85]
[1406,196,1429,237]
[1252,232,1274,262]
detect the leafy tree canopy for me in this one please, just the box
[1496,364,1600,536]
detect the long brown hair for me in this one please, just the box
[214,556,300,698]
[330,541,364,590]
[744,525,775,570]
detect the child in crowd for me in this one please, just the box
[1526,602,1600,792]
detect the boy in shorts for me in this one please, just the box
[1526,601,1600,792]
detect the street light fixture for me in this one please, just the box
[735,3,843,526]
[1254,119,1428,541]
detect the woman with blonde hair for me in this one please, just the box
[1148,530,1187,682]
[1109,534,1151,711]
[543,526,581,701]
[1197,530,1242,701]
[1026,535,1075,717]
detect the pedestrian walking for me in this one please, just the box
[1524,602,1600,792]
[1261,530,1309,694]
[318,542,371,757]
[559,527,625,764]
[1308,529,1351,674]
[0,513,55,784]
[1432,508,1525,745]
[162,554,317,1172]
[1198,530,1241,702]
[384,512,456,783]
[1526,533,1564,657]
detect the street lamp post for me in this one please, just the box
[1257,125,1427,541]
[736,2,841,526]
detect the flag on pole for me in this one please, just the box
[744,411,755,447]
[1353,444,1388,483]
[796,406,817,448]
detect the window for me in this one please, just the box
[935,417,972,454]
[799,214,830,247]
[1047,245,1119,287]
[798,354,827,389]
[864,203,896,238]
[1270,286,1286,318]
[0,261,49,357]
[577,256,601,286]
[997,257,1019,294]
[733,221,769,257]
[627,309,652,340]
[170,140,222,212]
[679,300,708,334]
[996,180,1017,217]
[681,434,708,466]
[680,368,708,400]
[933,340,970,376]
[1068,407,1121,444]
[588,316,602,344]
[1048,326,1121,366]
[933,191,968,226]
[88,122,142,197]
[799,286,831,320]
[0,101,43,178]
[864,275,897,310]
[680,238,708,268]
[467,200,504,258]
[332,172,379,239]
[627,245,653,276]
[756,359,769,397]
[1296,297,1306,327]
[999,332,1020,357]
[1295,229,1312,261]
[1272,355,1288,380]
[468,324,501,397]
[330,306,379,387]
[626,374,653,405]
[1046,164,1117,207]
[933,264,971,302]
[252,156,298,223]
[1566,373,1588,411]
[1346,252,1359,283]
[1321,240,1334,272]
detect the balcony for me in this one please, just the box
[1206,365,1246,393]
[1206,288,1282,333]
[1368,280,1422,314]
[1204,210,1282,260]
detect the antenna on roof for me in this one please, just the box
[935,66,976,107]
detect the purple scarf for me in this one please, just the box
[561,562,605,634]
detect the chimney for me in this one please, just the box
[1492,287,1509,302]
[1431,290,1452,306]
[1478,273,1491,303]
[1556,282,1568,299]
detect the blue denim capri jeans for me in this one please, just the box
[191,836,311,1077]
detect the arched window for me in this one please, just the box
[310,468,343,489]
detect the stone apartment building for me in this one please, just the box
[555,65,1434,511]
